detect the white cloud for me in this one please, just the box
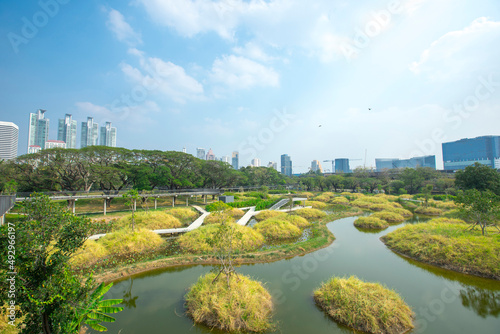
[232,42,275,62]
[121,50,204,103]
[410,17,500,81]
[210,55,279,90]
[106,8,142,46]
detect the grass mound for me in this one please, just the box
[428,217,467,225]
[185,272,273,332]
[116,211,182,230]
[70,239,109,268]
[390,207,413,218]
[294,208,327,220]
[354,217,389,230]
[372,211,405,224]
[434,201,457,210]
[314,194,331,202]
[178,224,265,253]
[254,210,283,222]
[331,196,350,205]
[254,219,302,240]
[369,203,396,212]
[166,207,198,221]
[204,214,235,224]
[382,223,500,279]
[278,214,311,228]
[230,208,246,218]
[300,192,315,198]
[306,200,328,209]
[414,206,443,216]
[99,228,165,254]
[314,276,413,334]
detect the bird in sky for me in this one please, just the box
[319,125,322,127]
[368,108,372,111]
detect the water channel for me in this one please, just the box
[92,216,500,333]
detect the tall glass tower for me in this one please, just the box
[100,122,117,147]
[0,121,19,160]
[280,154,292,177]
[81,117,99,148]
[57,114,77,148]
[232,151,239,169]
[27,109,49,152]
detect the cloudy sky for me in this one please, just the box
[1,0,499,172]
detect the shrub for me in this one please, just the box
[314,276,414,334]
[301,192,315,198]
[178,224,264,253]
[399,194,413,200]
[331,196,350,205]
[306,200,328,209]
[254,210,283,222]
[354,217,389,229]
[116,211,182,230]
[254,219,302,240]
[99,228,165,255]
[185,272,273,332]
[351,199,372,209]
[435,201,457,210]
[166,207,198,221]
[372,211,405,223]
[204,214,235,224]
[230,208,245,218]
[294,208,327,220]
[70,239,109,268]
[390,208,413,218]
[414,206,443,216]
[314,194,331,202]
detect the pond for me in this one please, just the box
[92,216,500,333]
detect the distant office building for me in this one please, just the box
[251,158,261,167]
[0,121,19,160]
[376,155,436,171]
[442,136,500,170]
[28,109,49,152]
[45,140,66,149]
[232,151,239,169]
[311,160,323,173]
[100,122,117,147]
[182,147,187,153]
[221,156,230,163]
[335,158,350,173]
[206,148,215,160]
[57,114,77,148]
[81,117,99,148]
[267,161,277,170]
[28,145,41,154]
[197,148,206,160]
[281,154,292,177]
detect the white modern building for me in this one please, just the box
[0,121,19,160]
[45,140,66,149]
[58,114,77,148]
[267,161,277,170]
[28,145,41,154]
[251,158,261,167]
[28,109,49,152]
[100,122,117,147]
[81,117,99,148]
[311,160,323,173]
[197,148,206,160]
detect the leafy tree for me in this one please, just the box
[400,168,424,194]
[423,184,433,207]
[455,189,500,235]
[455,162,500,195]
[388,180,405,194]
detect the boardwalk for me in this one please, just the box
[236,207,256,226]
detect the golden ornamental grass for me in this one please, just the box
[354,217,389,230]
[253,219,302,240]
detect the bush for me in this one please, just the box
[372,211,405,223]
[306,200,328,209]
[185,272,273,332]
[203,214,235,225]
[314,276,414,334]
[278,214,311,228]
[351,199,373,209]
[116,211,182,230]
[414,206,443,216]
[70,239,109,268]
[178,224,265,254]
[294,208,327,220]
[166,207,198,221]
[254,219,302,240]
[354,217,389,230]
[254,210,283,222]
[331,196,350,205]
[314,194,331,202]
[301,192,315,198]
[99,228,165,255]
[435,201,457,210]
[390,207,413,218]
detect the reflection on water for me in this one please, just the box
[460,286,500,318]
[121,278,138,309]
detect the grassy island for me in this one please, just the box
[185,272,273,332]
[372,211,405,224]
[313,276,414,334]
[354,217,389,230]
[381,222,500,279]
[254,219,302,240]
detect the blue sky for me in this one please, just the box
[1,0,500,172]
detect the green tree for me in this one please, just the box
[455,162,500,195]
[399,168,424,194]
[423,184,433,207]
[455,189,500,236]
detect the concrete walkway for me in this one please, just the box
[235,207,256,226]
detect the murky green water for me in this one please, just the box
[93,217,500,333]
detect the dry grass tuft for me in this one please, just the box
[372,211,406,224]
[98,228,165,255]
[354,217,389,230]
[294,208,327,220]
[414,206,443,216]
[70,239,109,268]
[305,200,328,209]
[254,210,283,222]
[166,207,198,221]
[254,219,302,240]
[116,211,182,230]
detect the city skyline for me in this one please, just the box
[1,1,499,172]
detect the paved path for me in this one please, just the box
[235,207,256,226]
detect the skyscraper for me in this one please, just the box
[251,158,261,167]
[100,122,117,147]
[375,156,436,171]
[335,159,350,173]
[281,154,292,176]
[232,151,239,170]
[28,109,49,152]
[442,136,500,170]
[57,114,77,148]
[0,121,19,160]
[81,117,99,148]
[267,161,277,170]
[206,148,215,160]
[311,160,323,173]
[221,156,230,163]
[197,148,206,160]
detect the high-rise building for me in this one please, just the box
[0,121,19,160]
[100,122,117,147]
[182,147,187,153]
[221,156,230,163]
[232,151,239,169]
[267,161,277,170]
[442,136,500,170]
[45,140,66,149]
[81,117,99,148]
[28,109,49,152]
[281,154,292,177]
[197,148,206,160]
[28,145,41,154]
[376,155,436,171]
[335,158,350,173]
[206,148,215,160]
[57,114,77,148]
[251,158,261,167]
[311,160,323,173]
